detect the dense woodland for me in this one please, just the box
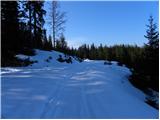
[1,0,159,94]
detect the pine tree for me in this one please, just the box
[1,1,20,56]
[144,16,159,49]
[33,1,44,48]
[130,16,159,92]
[90,43,97,59]
[48,35,53,49]
[98,44,104,60]
[144,16,159,91]
[60,34,67,50]
[23,1,46,49]
[21,1,33,48]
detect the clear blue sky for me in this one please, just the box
[44,1,158,48]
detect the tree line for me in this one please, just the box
[60,16,159,92]
[1,1,158,92]
[2,1,47,66]
[1,1,66,66]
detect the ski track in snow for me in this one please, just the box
[1,50,159,119]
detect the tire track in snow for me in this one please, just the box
[77,63,111,118]
[79,82,96,118]
[72,64,98,118]
[79,82,90,117]
[40,69,67,118]
[40,81,61,118]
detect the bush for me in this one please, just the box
[146,99,158,109]
[130,73,159,109]
[57,55,65,62]
[145,89,159,109]
[129,73,148,91]
[74,56,83,63]
[57,55,73,64]
[20,48,35,56]
[34,60,38,63]
[104,61,112,65]
[22,58,38,66]
[78,58,83,63]
[45,56,52,63]
[45,59,50,63]
[48,56,52,60]
[66,57,72,64]
[117,62,123,66]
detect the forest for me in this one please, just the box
[1,1,159,109]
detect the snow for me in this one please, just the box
[1,49,159,119]
[16,55,29,60]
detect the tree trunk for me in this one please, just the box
[33,4,37,48]
[29,2,32,48]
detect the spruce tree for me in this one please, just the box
[23,1,46,49]
[144,15,159,48]
[48,35,53,49]
[1,1,20,58]
[144,15,159,91]
[20,1,33,48]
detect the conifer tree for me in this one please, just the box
[144,15,159,91]
[1,1,20,56]
[22,1,46,49]
[48,35,53,49]
[144,16,159,48]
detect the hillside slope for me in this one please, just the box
[1,49,158,118]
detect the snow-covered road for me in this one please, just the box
[1,50,158,118]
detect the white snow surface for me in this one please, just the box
[1,49,159,118]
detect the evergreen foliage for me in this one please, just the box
[130,16,159,92]
[1,1,20,66]
[1,1,158,93]
[1,1,53,66]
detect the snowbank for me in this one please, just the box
[1,49,159,119]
